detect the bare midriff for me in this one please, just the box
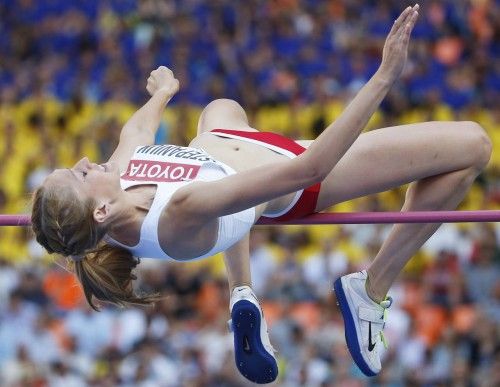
[189,132,298,218]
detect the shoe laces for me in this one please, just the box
[378,296,392,349]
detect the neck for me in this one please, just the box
[106,189,155,245]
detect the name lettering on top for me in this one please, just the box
[135,145,215,162]
[122,159,201,182]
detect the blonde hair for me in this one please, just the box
[31,184,160,310]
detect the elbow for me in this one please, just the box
[296,156,328,185]
[308,164,327,184]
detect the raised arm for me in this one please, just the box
[108,66,180,171]
[173,5,419,220]
[302,4,419,177]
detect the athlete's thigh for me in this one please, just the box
[313,121,486,211]
[196,98,257,135]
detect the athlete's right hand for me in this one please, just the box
[377,4,419,83]
[146,66,180,97]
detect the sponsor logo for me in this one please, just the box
[243,336,251,352]
[122,159,200,182]
[368,322,376,352]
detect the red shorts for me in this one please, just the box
[210,129,321,221]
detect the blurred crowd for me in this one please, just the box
[0,0,499,386]
[0,0,498,108]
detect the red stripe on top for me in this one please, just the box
[211,129,306,156]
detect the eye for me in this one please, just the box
[82,171,87,179]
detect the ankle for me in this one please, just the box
[365,275,385,304]
[231,283,252,293]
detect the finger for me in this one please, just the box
[389,6,412,36]
[393,4,420,37]
[158,65,173,75]
[402,9,419,44]
[405,5,420,28]
[396,6,419,39]
[398,5,419,34]
[404,8,419,34]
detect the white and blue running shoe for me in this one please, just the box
[334,270,392,377]
[228,286,278,384]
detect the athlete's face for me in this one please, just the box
[46,157,122,202]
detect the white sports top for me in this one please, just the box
[106,144,256,260]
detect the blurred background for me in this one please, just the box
[0,0,499,386]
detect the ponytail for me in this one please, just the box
[69,243,161,311]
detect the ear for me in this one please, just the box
[93,202,111,224]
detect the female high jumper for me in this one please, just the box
[31,4,492,383]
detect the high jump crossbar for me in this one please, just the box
[2,211,500,227]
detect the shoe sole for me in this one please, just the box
[334,278,377,377]
[231,300,278,384]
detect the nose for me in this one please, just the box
[74,157,86,168]
[74,157,92,171]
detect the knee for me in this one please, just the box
[206,98,241,108]
[197,99,248,134]
[201,99,245,117]
[459,121,492,171]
